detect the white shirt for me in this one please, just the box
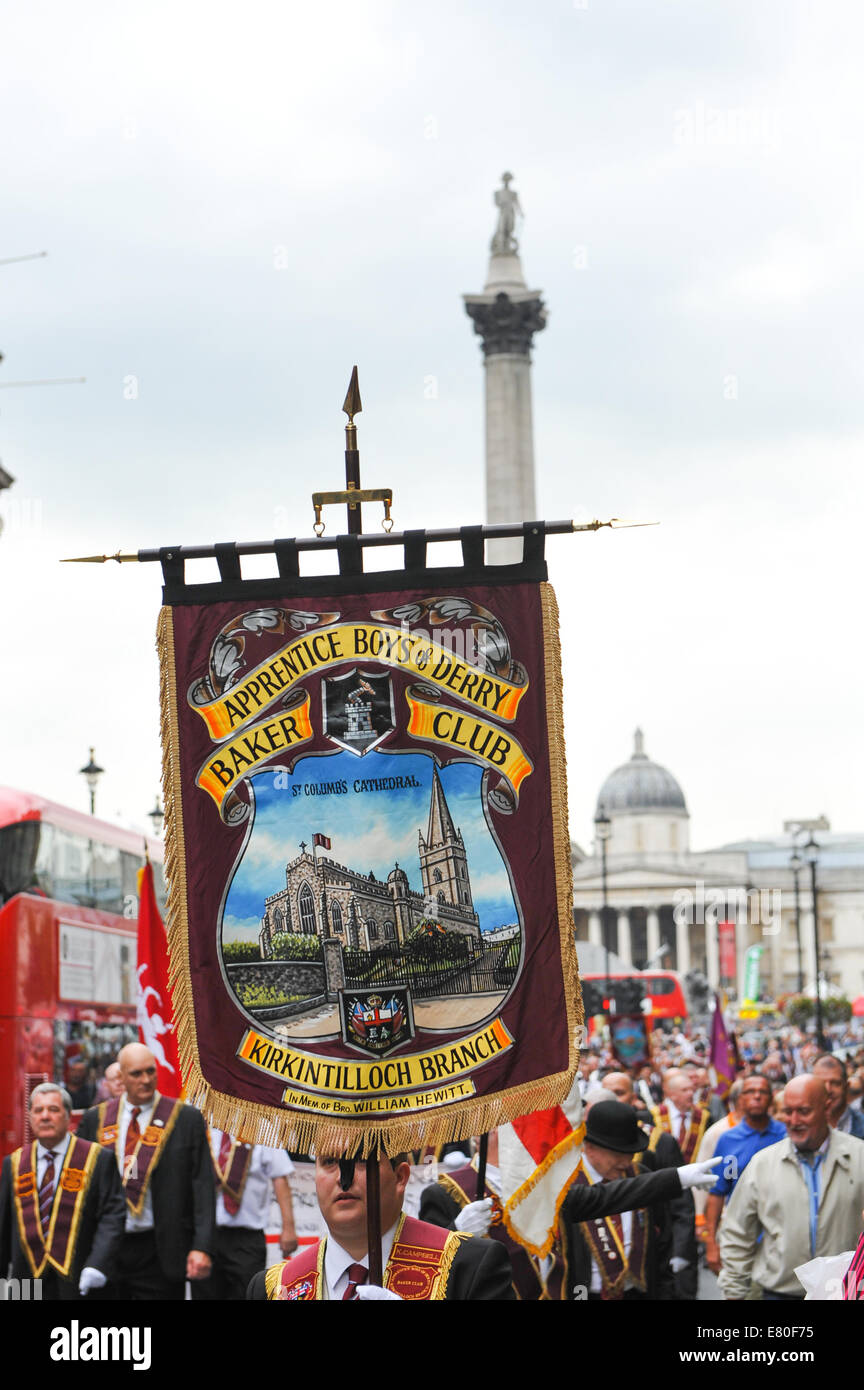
[581,1154,635,1295]
[209,1129,293,1229]
[119,1096,156,1232]
[36,1132,71,1188]
[323,1221,399,1300]
[664,1098,691,1137]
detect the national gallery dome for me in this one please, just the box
[596,728,687,817]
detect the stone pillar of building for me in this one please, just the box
[588,911,602,946]
[464,173,546,565]
[646,908,661,961]
[675,912,691,977]
[617,912,632,967]
[705,916,720,989]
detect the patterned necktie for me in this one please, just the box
[678,1115,687,1148]
[39,1153,56,1231]
[219,1132,241,1215]
[342,1262,368,1300]
[124,1108,141,1180]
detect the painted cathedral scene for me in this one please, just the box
[220,749,522,1038]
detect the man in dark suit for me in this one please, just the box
[559,1101,718,1300]
[248,1152,515,1300]
[604,1069,698,1298]
[77,1042,215,1300]
[0,1083,126,1300]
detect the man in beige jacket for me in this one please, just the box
[719,1074,864,1300]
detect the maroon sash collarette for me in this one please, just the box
[575,1168,648,1299]
[11,1137,100,1278]
[96,1092,182,1215]
[212,1135,254,1209]
[650,1103,708,1163]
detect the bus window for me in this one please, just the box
[0,822,41,903]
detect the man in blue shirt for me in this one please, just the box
[704,1075,785,1275]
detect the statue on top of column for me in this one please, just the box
[490,171,523,255]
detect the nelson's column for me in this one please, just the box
[464,173,547,563]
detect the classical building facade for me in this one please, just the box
[259,768,480,958]
[572,730,864,1002]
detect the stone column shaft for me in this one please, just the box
[675,913,691,977]
[617,911,632,968]
[646,908,661,960]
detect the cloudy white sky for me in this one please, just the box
[1,0,861,855]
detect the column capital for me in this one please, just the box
[464,290,546,359]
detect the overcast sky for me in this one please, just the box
[1,0,861,855]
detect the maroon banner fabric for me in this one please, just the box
[158,577,579,1152]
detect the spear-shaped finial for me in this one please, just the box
[342,365,362,424]
[342,366,362,533]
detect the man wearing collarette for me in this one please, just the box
[191,1128,297,1301]
[78,1042,215,1299]
[248,1152,516,1300]
[650,1069,710,1164]
[0,1084,125,1300]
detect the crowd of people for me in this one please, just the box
[3,1017,864,1301]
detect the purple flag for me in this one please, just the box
[709,996,737,1098]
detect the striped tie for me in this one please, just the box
[342,1262,368,1300]
[39,1153,56,1231]
[124,1108,141,1181]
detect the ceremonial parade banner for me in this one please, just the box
[156,531,580,1152]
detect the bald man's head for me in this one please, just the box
[663,1069,695,1111]
[603,1072,635,1104]
[783,1075,829,1151]
[118,1043,158,1107]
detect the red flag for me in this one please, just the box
[136,860,182,1097]
[313,833,331,849]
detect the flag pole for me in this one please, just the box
[475,1132,489,1199]
[366,1146,383,1285]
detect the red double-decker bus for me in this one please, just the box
[0,787,164,1157]
[582,970,689,1024]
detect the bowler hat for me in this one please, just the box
[584,1100,648,1154]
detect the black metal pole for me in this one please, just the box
[601,836,610,1009]
[793,865,804,993]
[365,1146,383,1286]
[810,857,825,1049]
[475,1133,489,1199]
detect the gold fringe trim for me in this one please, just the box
[156,584,580,1155]
[540,581,582,1084]
[501,1121,587,1259]
[437,1173,470,1211]
[436,1230,471,1300]
[264,1262,284,1300]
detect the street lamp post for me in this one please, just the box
[79,747,104,816]
[804,835,825,1049]
[148,794,164,838]
[789,849,805,993]
[594,804,612,1011]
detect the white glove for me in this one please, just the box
[78,1267,107,1295]
[454,1198,494,1236]
[355,1284,403,1301]
[669,1256,690,1274]
[678,1156,723,1190]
